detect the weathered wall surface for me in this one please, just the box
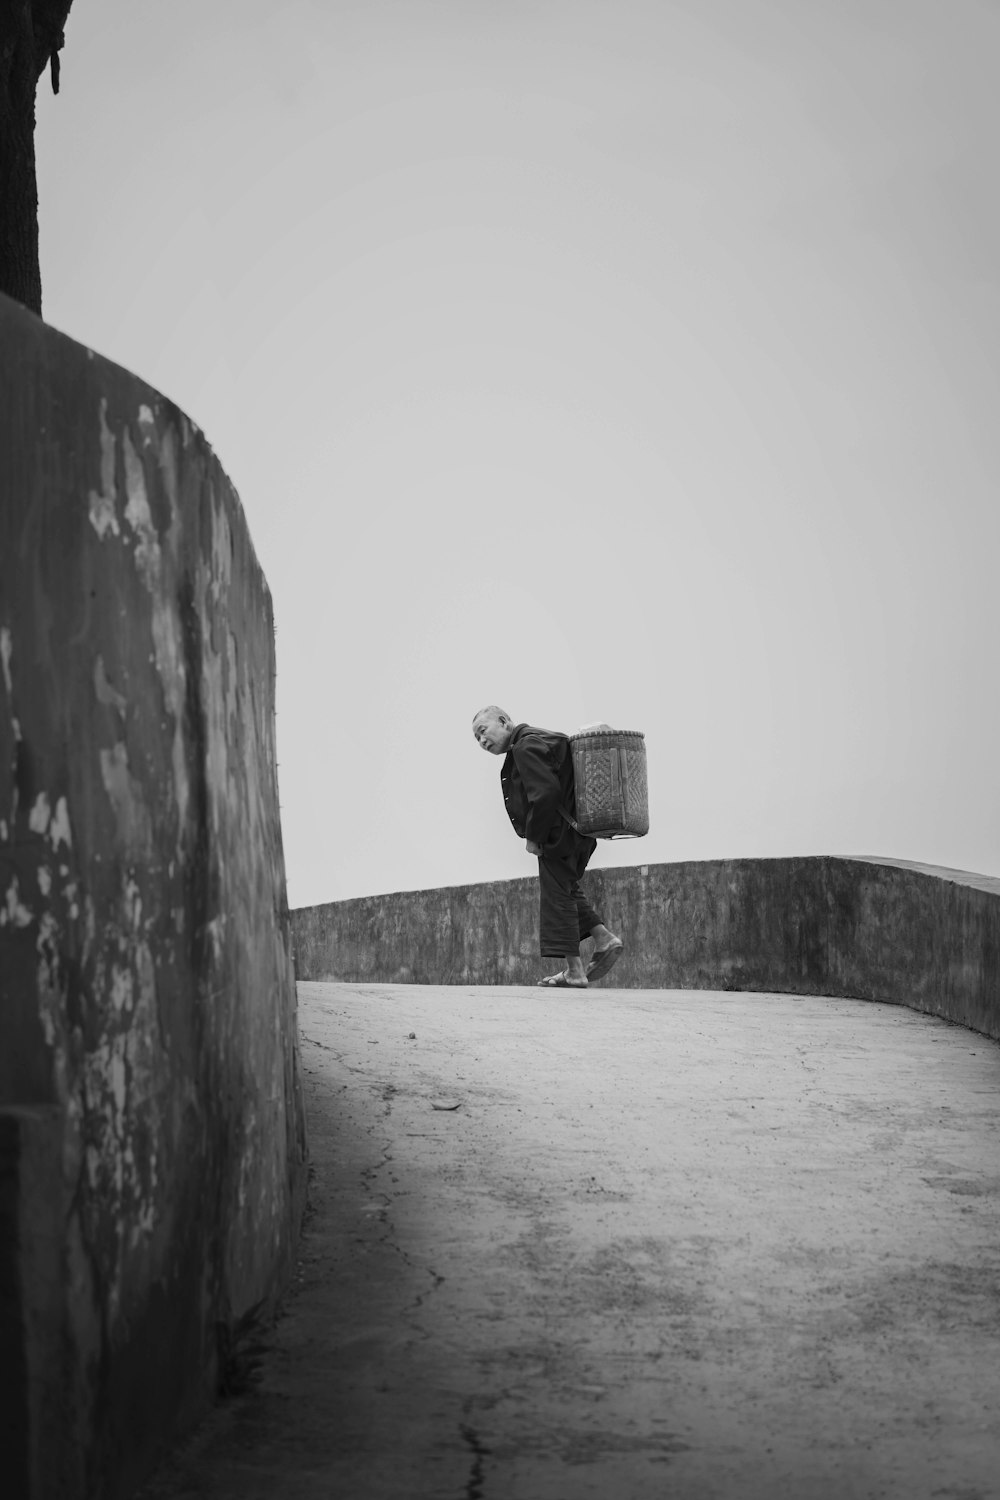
[0,293,307,1499]
[291,855,1000,1040]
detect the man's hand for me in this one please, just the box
[525,839,542,856]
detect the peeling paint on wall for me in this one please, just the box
[122,427,161,592]
[87,397,120,539]
[3,874,34,928]
[99,743,153,855]
[1,624,12,695]
[49,797,72,852]
[28,792,50,835]
[94,655,127,714]
[108,411,191,842]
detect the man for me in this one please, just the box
[472,706,624,988]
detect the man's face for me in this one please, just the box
[473,711,512,755]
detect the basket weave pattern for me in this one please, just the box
[570,729,649,839]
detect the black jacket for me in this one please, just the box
[500,723,577,849]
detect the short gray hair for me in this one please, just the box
[472,704,510,724]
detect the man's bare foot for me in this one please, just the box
[590,923,622,955]
[537,970,588,988]
[586,927,625,982]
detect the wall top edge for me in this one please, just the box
[291,853,1000,916]
[2,290,180,420]
[842,855,1000,895]
[0,289,268,599]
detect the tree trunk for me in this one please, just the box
[0,0,75,317]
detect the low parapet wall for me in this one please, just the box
[291,855,1000,1041]
[0,294,306,1499]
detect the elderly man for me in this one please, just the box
[472,705,624,988]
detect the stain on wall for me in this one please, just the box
[291,856,1000,1041]
[0,293,307,1500]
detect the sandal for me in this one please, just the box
[586,941,624,982]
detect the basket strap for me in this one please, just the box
[558,804,580,832]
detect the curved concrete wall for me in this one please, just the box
[0,293,306,1499]
[291,855,1000,1041]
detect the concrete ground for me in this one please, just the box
[138,982,1000,1500]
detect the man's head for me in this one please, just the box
[472,705,514,755]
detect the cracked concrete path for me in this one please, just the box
[138,983,1000,1500]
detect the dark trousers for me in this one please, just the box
[537,829,602,957]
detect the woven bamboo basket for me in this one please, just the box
[569,728,649,839]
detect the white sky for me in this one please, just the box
[35,0,1000,905]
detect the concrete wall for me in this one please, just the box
[0,293,307,1499]
[291,855,1000,1041]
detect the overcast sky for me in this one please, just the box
[35,0,1000,906]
